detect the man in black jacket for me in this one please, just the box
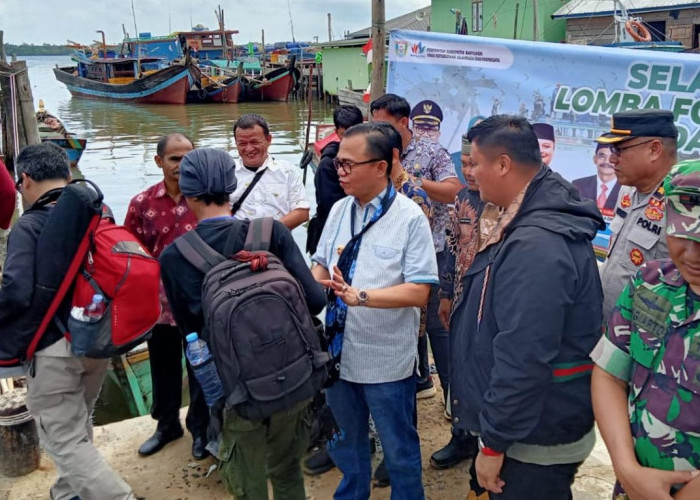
[1,143,138,500]
[308,105,363,255]
[160,148,326,499]
[451,116,604,499]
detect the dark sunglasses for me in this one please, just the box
[332,157,382,175]
[15,176,23,193]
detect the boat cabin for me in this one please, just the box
[77,57,166,84]
[177,26,239,60]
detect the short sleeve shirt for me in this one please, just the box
[312,190,438,384]
[231,156,310,220]
[401,136,458,253]
[600,181,669,321]
[591,259,700,472]
[124,181,197,325]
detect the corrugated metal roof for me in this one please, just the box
[553,0,700,19]
[347,6,431,39]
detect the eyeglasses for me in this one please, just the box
[332,157,382,175]
[14,176,23,193]
[610,139,655,157]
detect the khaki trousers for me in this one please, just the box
[25,339,136,500]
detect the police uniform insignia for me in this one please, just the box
[621,194,631,208]
[630,248,644,266]
[645,205,663,221]
[615,207,628,218]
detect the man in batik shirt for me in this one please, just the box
[591,159,700,500]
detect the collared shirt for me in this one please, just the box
[231,156,310,221]
[591,259,700,474]
[124,181,197,326]
[312,189,438,384]
[401,136,459,253]
[600,181,668,320]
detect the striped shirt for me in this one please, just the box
[312,189,438,384]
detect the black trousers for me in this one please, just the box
[469,456,582,500]
[148,324,209,437]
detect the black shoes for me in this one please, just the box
[373,458,389,488]
[303,448,335,475]
[138,427,184,456]
[192,435,210,460]
[429,433,478,470]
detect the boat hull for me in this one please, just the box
[187,77,242,103]
[247,72,295,102]
[40,137,87,168]
[53,65,190,104]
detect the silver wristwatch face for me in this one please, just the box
[359,290,368,304]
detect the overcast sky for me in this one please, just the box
[2,0,428,45]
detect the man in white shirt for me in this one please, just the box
[231,113,310,229]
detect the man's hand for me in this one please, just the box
[320,265,359,306]
[618,464,698,500]
[475,451,505,494]
[438,298,452,330]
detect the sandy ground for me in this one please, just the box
[0,386,616,500]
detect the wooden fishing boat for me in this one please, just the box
[186,63,243,103]
[53,57,192,105]
[243,56,299,102]
[36,101,87,167]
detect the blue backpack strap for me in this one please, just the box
[243,217,274,252]
[174,231,227,274]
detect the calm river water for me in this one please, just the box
[22,55,335,245]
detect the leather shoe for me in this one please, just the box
[138,427,184,456]
[430,433,478,470]
[303,447,335,475]
[192,435,210,460]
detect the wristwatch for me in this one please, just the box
[357,290,369,306]
[414,176,424,188]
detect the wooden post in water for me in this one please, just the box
[369,0,386,105]
[0,389,41,477]
[0,60,40,170]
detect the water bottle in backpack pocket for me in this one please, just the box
[68,293,109,356]
[185,333,225,407]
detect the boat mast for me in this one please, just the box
[130,0,142,76]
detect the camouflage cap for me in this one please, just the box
[664,159,700,244]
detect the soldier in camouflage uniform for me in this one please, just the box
[597,109,679,321]
[591,159,700,500]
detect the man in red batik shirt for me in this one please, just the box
[124,133,210,460]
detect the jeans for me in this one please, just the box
[326,377,425,500]
[468,456,582,499]
[418,251,450,396]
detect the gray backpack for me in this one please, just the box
[175,218,329,420]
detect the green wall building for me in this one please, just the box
[431,0,567,42]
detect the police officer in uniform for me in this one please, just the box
[597,109,679,320]
[410,99,444,143]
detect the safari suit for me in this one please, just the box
[600,181,668,321]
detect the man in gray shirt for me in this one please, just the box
[597,109,678,320]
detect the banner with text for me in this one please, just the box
[387,30,700,256]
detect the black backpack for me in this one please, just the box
[175,217,329,421]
